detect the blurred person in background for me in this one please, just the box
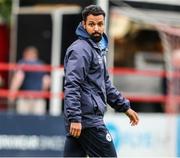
[63,5,139,157]
[0,75,4,87]
[170,48,180,113]
[9,46,50,115]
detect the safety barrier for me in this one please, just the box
[0,62,180,113]
[0,63,64,99]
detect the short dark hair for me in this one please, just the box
[82,5,105,21]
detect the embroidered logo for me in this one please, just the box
[106,133,112,142]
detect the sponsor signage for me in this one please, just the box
[0,113,66,156]
[105,114,176,157]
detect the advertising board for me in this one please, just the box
[0,113,65,156]
[105,114,176,157]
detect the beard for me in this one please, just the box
[90,32,102,43]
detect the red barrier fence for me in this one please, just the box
[0,89,64,99]
[0,63,63,72]
[1,62,180,111]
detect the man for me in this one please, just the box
[9,46,50,115]
[63,5,139,157]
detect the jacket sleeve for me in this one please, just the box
[105,66,130,112]
[64,46,91,122]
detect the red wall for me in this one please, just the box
[0,24,9,86]
[0,24,10,110]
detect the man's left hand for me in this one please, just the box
[125,108,139,126]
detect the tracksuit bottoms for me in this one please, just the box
[63,125,117,157]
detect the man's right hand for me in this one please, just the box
[125,108,139,126]
[70,122,82,138]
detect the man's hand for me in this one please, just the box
[125,108,139,126]
[70,122,82,138]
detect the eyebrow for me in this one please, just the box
[88,20,104,23]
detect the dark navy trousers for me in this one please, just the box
[63,125,117,157]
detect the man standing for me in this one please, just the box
[63,5,139,157]
[9,46,50,115]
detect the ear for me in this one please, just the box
[82,20,86,29]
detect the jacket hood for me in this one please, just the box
[75,22,108,50]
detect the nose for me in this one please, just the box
[94,25,99,31]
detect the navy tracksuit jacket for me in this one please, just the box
[64,22,130,131]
